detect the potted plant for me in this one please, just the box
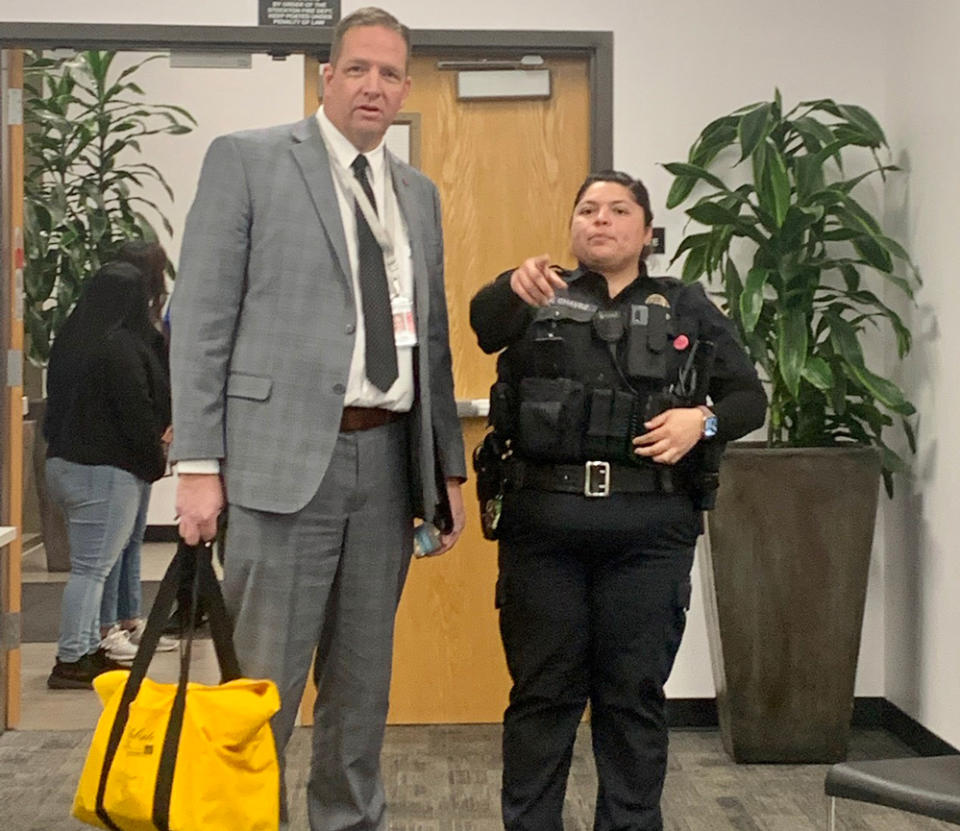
[664,91,918,762]
[22,50,195,569]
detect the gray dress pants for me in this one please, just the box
[222,419,413,831]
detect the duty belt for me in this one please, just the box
[507,459,676,498]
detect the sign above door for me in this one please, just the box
[259,0,340,27]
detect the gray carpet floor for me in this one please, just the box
[0,724,955,830]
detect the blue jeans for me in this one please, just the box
[46,458,151,662]
[100,484,151,628]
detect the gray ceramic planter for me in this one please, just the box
[701,443,881,763]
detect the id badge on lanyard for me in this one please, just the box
[386,253,417,348]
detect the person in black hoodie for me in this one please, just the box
[95,241,179,661]
[44,260,172,689]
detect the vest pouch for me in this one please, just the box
[489,382,517,436]
[626,304,671,380]
[585,388,637,461]
[516,377,586,461]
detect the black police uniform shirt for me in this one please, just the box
[470,265,766,459]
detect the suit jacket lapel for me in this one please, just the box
[387,152,438,514]
[289,117,352,286]
[388,152,430,331]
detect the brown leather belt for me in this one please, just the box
[339,406,405,432]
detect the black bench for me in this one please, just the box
[825,755,960,828]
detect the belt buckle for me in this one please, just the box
[583,460,611,498]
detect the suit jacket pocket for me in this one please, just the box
[226,372,273,401]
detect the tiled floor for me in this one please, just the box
[18,640,221,730]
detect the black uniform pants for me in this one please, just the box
[497,489,698,831]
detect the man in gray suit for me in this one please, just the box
[168,7,466,829]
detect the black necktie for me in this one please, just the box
[351,154,398,392]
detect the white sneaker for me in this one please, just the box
[127,619,179,653]
[99,625,138,663]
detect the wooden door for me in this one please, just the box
[301,52,590,724]
[1,48,25,730]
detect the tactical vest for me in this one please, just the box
[490,272,714,468]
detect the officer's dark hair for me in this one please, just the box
[329,7,411,69]
[573,170,654,228]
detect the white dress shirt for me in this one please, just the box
[316,106,415,412]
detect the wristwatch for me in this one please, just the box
[698,405,718,439]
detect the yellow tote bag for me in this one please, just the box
[72,541,281,831]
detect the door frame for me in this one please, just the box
[0,23,611,729]
[1,47,24,732]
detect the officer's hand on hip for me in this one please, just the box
[632,407,705,465]
[176,473,225,545]
[510,255,567,307]
[436,479,466,555]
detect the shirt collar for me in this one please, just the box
[316,107,387,184]
[570,264,650,302]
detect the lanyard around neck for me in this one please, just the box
[321,133,400,269]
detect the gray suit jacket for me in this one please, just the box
[169,116,466,520]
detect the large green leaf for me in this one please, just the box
[738,103,772,162]
[776,308,808,397]
[666,176,697,210]
[834,195,882,233]
[794,154,826,201]
[875,233,912,263]
[751,139,768,205]
[687,202,742,226]
[790,115,836,153]
[902,418,917,454]
[691,124,740,168]
[837,104,887,147]
[780,205,823,249]
[723,258,744,309]
[879,271,917,302]
[681,244,709,283]
[799,97,844,119]
[826,313,865,368]
[845,362,915,414]
[834,165,900,194]
[662,161,728,192]
[852,236,894,273]
[739,267,767,333]
[668,232,712,267]
[764,141,791,227]
[801,357,833,390]
[821,228,861,242]
[687,202,769,247]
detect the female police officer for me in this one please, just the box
[469,171,766,831]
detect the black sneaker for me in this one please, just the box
[47,656,97,690]
[162,609,183,637]
[89,647,130,674]
[163,607,208,637]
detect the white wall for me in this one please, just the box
[4,0,916,703]
[0,0,260,25]
[882,1,960,748]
